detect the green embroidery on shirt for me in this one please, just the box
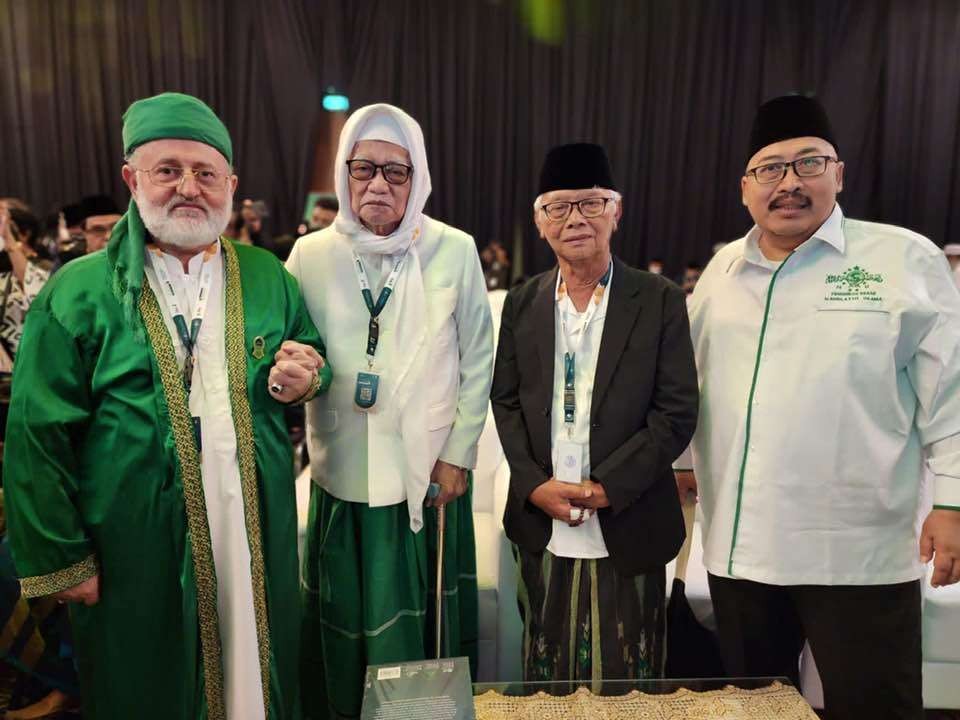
[823,265,885,303]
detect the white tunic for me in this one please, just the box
[144,244,265,720]
[689,205,960,586]
[287,217,493,528]
[547,267,612,559]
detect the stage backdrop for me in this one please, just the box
[2,0,959,276]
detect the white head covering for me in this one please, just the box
[332,103,435,531]
[356,113,406,147]
[333,103,432,255]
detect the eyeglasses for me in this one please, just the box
[131,165,230,191]
[345,159,413,185]
[539,197,617,221]
[84,221,118,239]
[746,155,838,184]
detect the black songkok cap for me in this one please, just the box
[61,203,84,227]
[79,194,121,222]
[748,94,838,161]
[538,143,618,196]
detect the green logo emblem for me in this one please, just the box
[823,266,885,303]
[825,266,884,291]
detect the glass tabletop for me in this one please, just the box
[472,676,792,696]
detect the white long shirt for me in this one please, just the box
[286,217,493,522]
[144,244,265,720]
[547,267,612,559]
[690,205,960,586]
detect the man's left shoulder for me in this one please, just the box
[614,258,683,299]
[423,216,475,251]
[229,239,286,274]
[844,217,942,262]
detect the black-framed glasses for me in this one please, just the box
[346,159,413,185]
[539,196,616,221]
[746,155,838,184]
[130,164,230,191]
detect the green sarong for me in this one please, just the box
[301,481,478,720]
[516,547,666,686]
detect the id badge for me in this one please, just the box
[354,371,380,410]
[555,439,583,484]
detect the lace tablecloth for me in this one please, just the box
[474,681,818,719]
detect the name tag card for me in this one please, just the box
[355,371,380,410]
[555,440,583,484]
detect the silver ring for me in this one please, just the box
[270,383,284,394]
[569,507,582,522]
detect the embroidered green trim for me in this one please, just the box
[20,554,97,598]
[222,241,272,715]
[140,284,226,720]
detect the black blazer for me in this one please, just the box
[491,257,699,576]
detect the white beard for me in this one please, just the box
[135,191,232,250]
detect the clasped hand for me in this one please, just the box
[267,341,324,403]
[530,478,610,527]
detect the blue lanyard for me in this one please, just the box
[352,250,408,365]
[563,353,577,424]
[559,262,612,426]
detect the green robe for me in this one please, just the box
[3,239,330,720]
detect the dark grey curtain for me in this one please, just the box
[2,0,959,276]
[0,0,320,232]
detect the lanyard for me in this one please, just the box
[557,262,612,426]
[352,249,408,367]
[146,243,217,391]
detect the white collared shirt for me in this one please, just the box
[689,205,960,585]
[547,265,613,559]
[144,244,265,720]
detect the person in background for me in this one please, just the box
[240,198,271,249]
[309,193,338,231]
[480,239,511,290]
[34,213,62,264]
[79,195,122,255]
[224,208,245,244]
[55,203,87,266]
[680,262,702,295]
[646,257,664,275]
[0,201,50,363]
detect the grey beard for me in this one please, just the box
[135,192,232,249]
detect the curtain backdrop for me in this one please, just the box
[2,0,959,277]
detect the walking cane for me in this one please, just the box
[427,482,445,659]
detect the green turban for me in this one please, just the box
[122,92,233,165]
[108,92,234,339]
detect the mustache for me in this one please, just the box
[167,198,210,215]
[769,192,811,211]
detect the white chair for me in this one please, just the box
[472,288,525,681]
